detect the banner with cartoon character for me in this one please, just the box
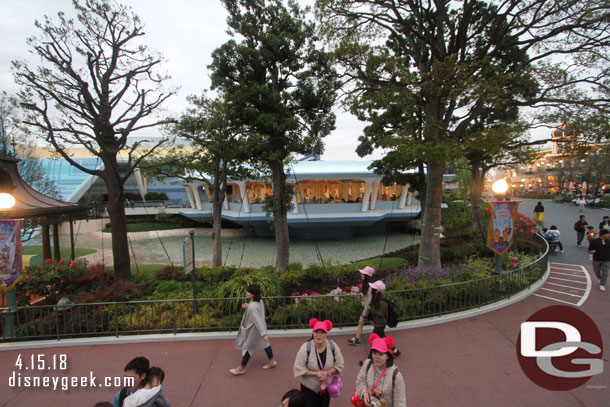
[0,219,22,291]
[487,201,521,256]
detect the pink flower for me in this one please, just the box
[70,260,77,266]
[511,262,518,268]
[45,258,52,264]
[512,256,518,261]
[89,265,96,270]
[59,259,64,264]
[530,229,536,234]
[519,229,524,233]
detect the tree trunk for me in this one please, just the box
[211,161,224,267]
[417,162,445,268]
[417,163,427,217]
[270,160,290,272]
[103,164,131,280]
[470,164,486,242]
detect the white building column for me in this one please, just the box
[399,184,410,209]
[235,181,250,213]
[190,184,202,210]
[133,168,147,199]
[221,183,229,210]
[361,180,374,212]
[407,191,413,206]
[184,185,195,209]
[290,181,299,214]
[370,179,381,210]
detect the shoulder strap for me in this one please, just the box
[118,387,129,407]
[392,368,399,402]
[307,339,336,364]
[366,359,373,375]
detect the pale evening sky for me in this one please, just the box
[0,0,549,161]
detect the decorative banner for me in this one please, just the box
[487,200,521,256]
[0,219,23,291]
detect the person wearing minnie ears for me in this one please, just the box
[230,284,276,375]
[293,319,345,407]
[589,229,610,292]
[348,266,375,346]
[355,335,406,407]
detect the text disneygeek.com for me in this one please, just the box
[8,372,134,391]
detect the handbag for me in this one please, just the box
[328,374,343,398]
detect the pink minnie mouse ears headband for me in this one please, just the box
[309,318,333,333]
[368,334,395,354]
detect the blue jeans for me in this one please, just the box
[593,261,609,286]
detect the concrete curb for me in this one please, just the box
[0,264,550,352]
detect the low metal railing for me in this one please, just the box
[1,236,548,342]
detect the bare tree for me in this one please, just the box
[12,0,175,280]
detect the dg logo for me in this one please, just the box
[516,305,604,390]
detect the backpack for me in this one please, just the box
[381,299,398,328]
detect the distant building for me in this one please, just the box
[30,146,463,238]
[504,125,609,195]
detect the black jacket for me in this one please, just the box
[589,238,610,262]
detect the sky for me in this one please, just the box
[0,0,550,161]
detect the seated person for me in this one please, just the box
[123,367,170,407]
[544,225,564,253]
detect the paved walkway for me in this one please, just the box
[1,199,608,406]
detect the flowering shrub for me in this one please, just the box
[512,212,540,247]
[17,261,147,306]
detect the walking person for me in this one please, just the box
[575,194,587,212]
[599,216,610,231]
[280,389,308,407]
[112,357,150,407]
[533,201,545,229]
[368,281,399,355]
[294,319,345,407]
[573,215,588,248]
[589,229,610,292]
[355,335,406,407]
[123,367,170,407]
[348,266,375,346]
[230,284,276,375]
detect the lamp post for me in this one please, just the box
[491,179,509,292]
[0,185,17,338]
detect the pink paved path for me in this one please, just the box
[1,263,608,407]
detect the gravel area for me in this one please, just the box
[65,230,420,267]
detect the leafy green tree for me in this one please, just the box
[210,0,339,272]
[12,0,174,280]
[144,95,251,267]
[317,0,610,267]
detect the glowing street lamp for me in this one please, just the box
[0,192,16,209]
[492,179,509,199]
[488,179,520,292]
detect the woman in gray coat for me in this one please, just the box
[230,284,276,375]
